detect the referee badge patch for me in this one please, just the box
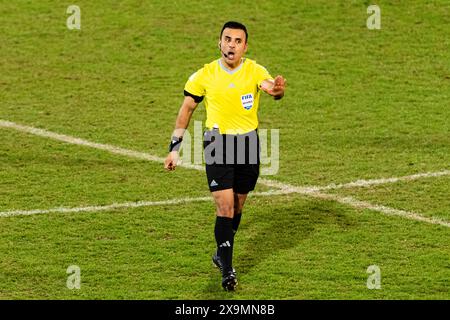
[241,93,254,110]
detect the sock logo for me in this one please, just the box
[219,241,231,248]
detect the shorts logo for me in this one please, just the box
[241,93,254,110]
[210,180,219,187]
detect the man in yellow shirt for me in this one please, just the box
[164,21,286,291]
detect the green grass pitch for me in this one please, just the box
[0,1,449,299]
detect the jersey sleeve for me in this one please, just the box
[255,64,274,89]
[184,67,206,98]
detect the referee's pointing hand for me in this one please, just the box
[261,75,286,98]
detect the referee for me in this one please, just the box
[164,21,286,291]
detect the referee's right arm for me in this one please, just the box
[164,96,199,171]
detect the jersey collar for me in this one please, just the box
[218,58,246,75]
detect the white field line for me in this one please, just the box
[259,174,450,228]
[308,192,450,228]
[0,120,204,171]
[2,119,447,192]
[1,119,449,228]
[312,170,450,191]
[0,190,289,218]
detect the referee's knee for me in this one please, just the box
[216,205,234,218]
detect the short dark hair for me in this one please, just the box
[220,21,248,43]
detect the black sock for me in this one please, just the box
[215,216,234,275]
[232,212,242,235]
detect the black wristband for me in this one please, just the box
[169,136,183,152]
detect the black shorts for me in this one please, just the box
[203,129,260,194]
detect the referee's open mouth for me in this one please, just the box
[227,51,235,59]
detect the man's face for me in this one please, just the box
[219,28,248,66]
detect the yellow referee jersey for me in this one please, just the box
[184,58,273,134]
